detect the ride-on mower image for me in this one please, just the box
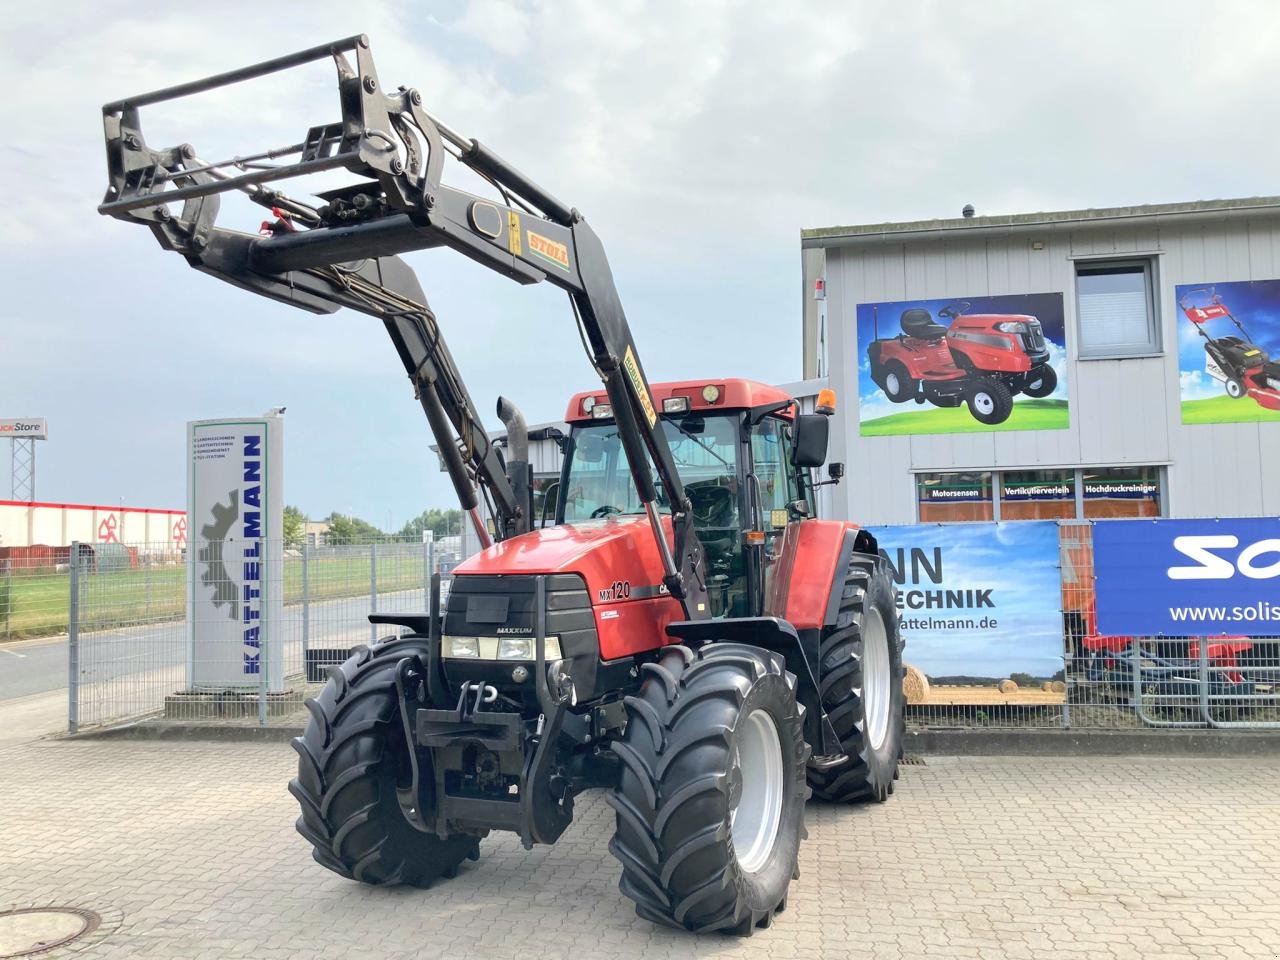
[98,35,906,936]
[867,307,1014,424]
[1179,288,1280,409]
[939,301,1058,399]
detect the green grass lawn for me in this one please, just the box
[1181,394,1280,425]
[2,551,430,641]
[860,398,1069,436]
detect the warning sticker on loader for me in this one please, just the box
[507,211,522,256]
[622,346,658,427]
[527,229,570,270]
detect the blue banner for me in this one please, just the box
[1094,518,1280,636]
[873,522,1063,679]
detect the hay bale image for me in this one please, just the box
[1050,680,1067,694]
[903,664,930,704]
[996,679,1019,694]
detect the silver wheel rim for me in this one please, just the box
[730,709,784,875]
[885,372,901,395]
[863,607,892,751]
[1228,381,1242,397]
[972,392,994,415]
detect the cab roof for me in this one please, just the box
[565,378,795,423]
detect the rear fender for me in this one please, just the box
[665,617,843,756]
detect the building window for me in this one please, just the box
[916,466,1164,521]
[1075,259,1160,359]
[1082,466,1162,518]
[916,472,994,522]
[999,470,1076,520]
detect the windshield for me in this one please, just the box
[561,414,741,522]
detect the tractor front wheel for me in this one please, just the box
[289,637,482,887]
[966,377,1014,424]
[808,555,905,803]
[608,643,809,935]
[1023,365,1058,398]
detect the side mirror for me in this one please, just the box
[790,414,829,468]
[577,433,605,463]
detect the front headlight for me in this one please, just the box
[442,635,563,660]
[995,321,1028,333]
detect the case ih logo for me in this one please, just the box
[527,230,569,270]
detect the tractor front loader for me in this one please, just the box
[98,35,905,935]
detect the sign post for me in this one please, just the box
[186,415,285,691]
[2,418,47,502]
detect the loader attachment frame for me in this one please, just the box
[98,34,709,618]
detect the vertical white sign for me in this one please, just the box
[186,416,284,691]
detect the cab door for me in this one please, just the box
[745,416,802,614]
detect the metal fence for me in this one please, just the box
[903,521,1280,731]
[67,539,448,732]
[51,524,1280,733]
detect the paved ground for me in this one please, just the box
[2,696,1279,959]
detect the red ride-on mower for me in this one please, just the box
[1180,288,1280,409]
[868,307,1014,424]
[939,301,1058,398]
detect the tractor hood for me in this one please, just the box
[455,515,675,598]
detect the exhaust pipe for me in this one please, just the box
[496,396,532,536]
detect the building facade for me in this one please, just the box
[801,197,1280,526]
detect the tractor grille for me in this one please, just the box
[443,573,596,659]
[1020,322,1046,353]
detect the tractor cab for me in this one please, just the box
[559,379,827,618]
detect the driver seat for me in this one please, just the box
[900,308,947,341]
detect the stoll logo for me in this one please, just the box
[1168,535,1280,580]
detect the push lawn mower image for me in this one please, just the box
[939,301,1058,399]
[867,307,1015,424]
[97,35,907,936]
[1180,287,1280,410]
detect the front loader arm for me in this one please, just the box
[98,34,709,618]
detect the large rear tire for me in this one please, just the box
[881,360,917,403]
[608,643,809,935]
[289,637,482,886]
[808,555,905,803]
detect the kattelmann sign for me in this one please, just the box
[0,418,47,440]
[1095,518,1280,636]
[187,416,284,691]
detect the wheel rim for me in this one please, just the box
[1228,380,1242,397]
[885,372,900,394]
[729,708,784,875]
[972,392,994,416]
[1027,376,1043,391]
[863,607,892,751]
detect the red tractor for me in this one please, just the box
[939,301,1059,399]
[868,307,1014,424]
[99,36,906,935]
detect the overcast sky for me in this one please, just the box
[3,0,1278,530]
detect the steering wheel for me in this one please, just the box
[590,505,621,519]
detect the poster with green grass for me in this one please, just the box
[857,293,1068,436]
[1176,280,1280,424]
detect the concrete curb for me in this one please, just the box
[69,721,1280,756]
[906,727,1280,758]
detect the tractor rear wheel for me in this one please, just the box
[1023,364,1058,398]
[965,377,1014,424]
[289,637,482,887]
[881,361,917,403]
[608,643,809,935]
[808,555,905,803]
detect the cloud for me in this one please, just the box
[1180,368,1222,402]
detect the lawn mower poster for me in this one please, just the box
[857,292,1068,436]
[1177,279,1280,424]
[874,521,1063,682]
[1094,517,1280,637]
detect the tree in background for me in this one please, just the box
[325,512,384,545]
[283,505,305,548]
[398,508,463,542]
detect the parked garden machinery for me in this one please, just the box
[868,306,1014,424]
[1179,287,1280,409]
[939,301,1058,399]
[97,35,905,935]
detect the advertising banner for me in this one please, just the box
[856,293,1068,436]
[0,418,47,440]
[1176,280,1280,424]
[187,417,284,691]
[873,522,1063,679]
[1094,517,1280,637]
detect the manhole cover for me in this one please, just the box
[0,908,100,959]
[901,754,927,766]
